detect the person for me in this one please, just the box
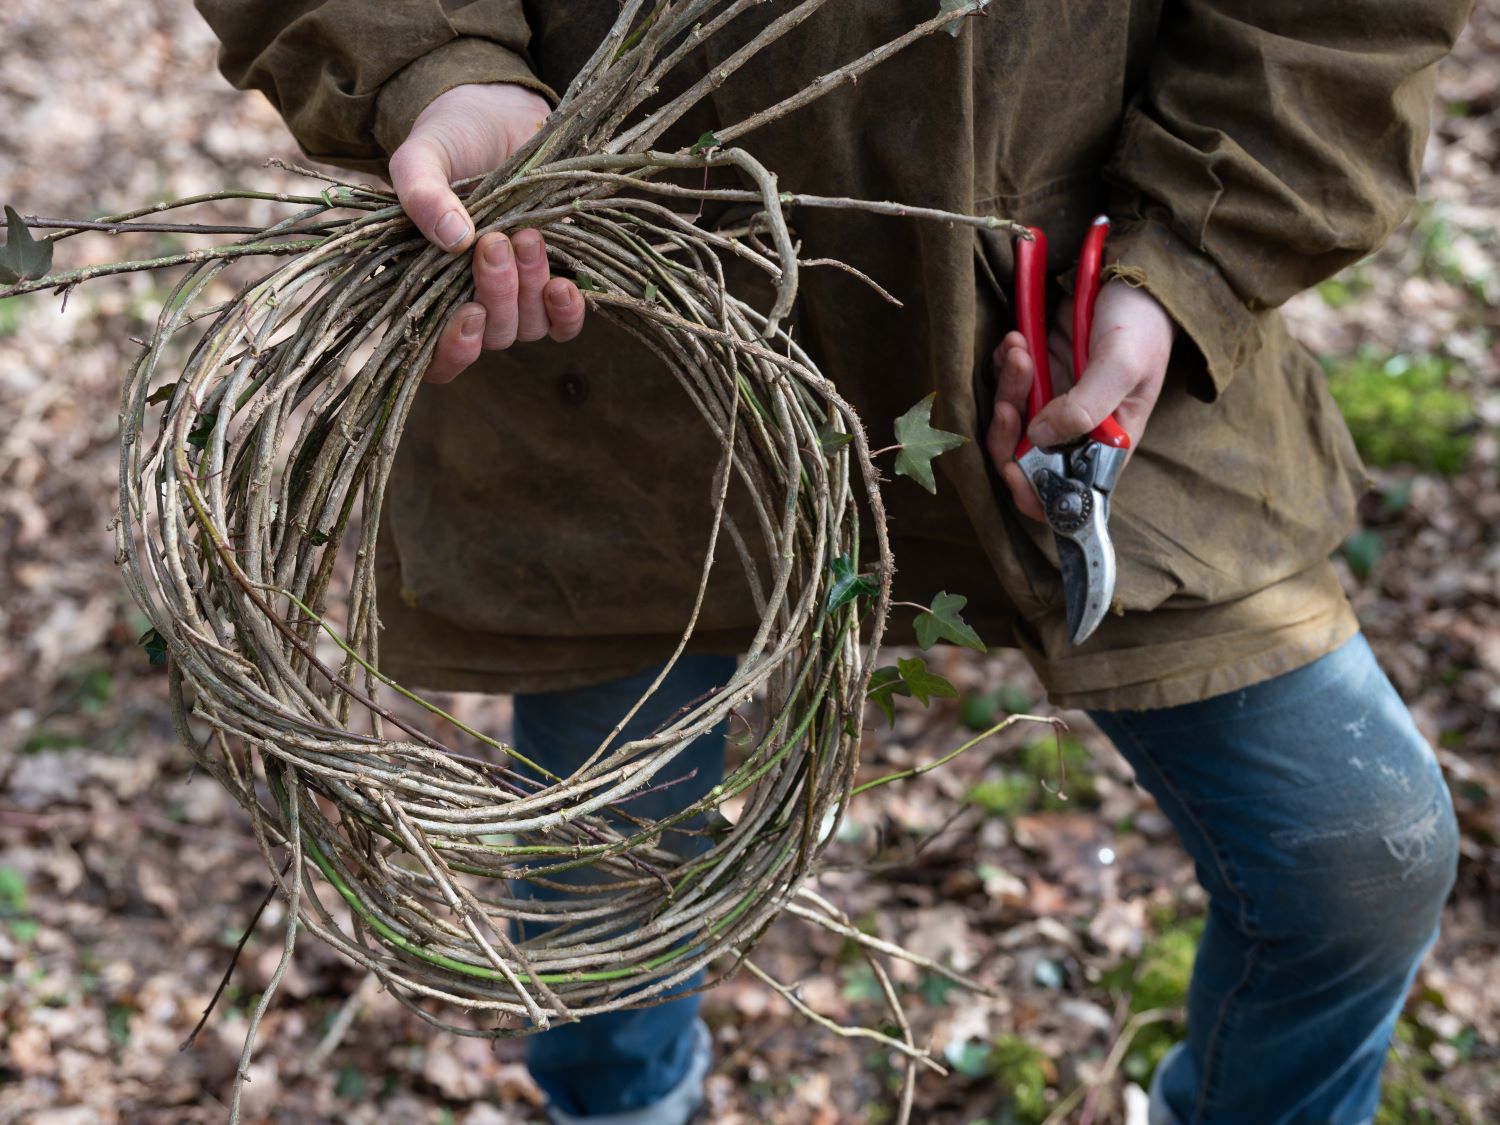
[196,2,1470,1122]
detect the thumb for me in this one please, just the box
[1028,280,1175,448]
[1027,366,1126,449]
[387,135,474,252]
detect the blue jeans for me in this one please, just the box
[514,635,1456,1122]
[1090,633,1457,1124]
[513,655,739,1119]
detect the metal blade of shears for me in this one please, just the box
[1019,442,1118,645]
[1056,504,1115,646]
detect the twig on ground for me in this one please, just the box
[303,972,384,1073]
[1039,1007,1184,1125]
[181,861,290,1051]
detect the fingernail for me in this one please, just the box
[515,235,542,264]
[550,286,573,309]
[1030,421,1058,448]
[435,210,469,249]
[461,312,483,338]
[484,236,512,268]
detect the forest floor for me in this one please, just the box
[1,2,1497,1123]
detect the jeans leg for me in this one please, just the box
[1089,634,1457,1125]
[512,654,737,1119]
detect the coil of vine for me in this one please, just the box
[0,1,1061,1119]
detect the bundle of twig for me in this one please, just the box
[2,0,1021,1117]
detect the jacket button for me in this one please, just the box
[558,372,589,405]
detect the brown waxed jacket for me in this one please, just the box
[196,0,1471,709]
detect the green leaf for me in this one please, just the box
[575,271,598,292]
[866,659,957,722]
[960,683,1033,730]
[945,1038,992,1078]
[913,591,987,653]
[865,665,908,725]
[841,963,885,1004]
[334,1064,367,1100]
[919,971,959,1006]
[817,421,854,456]
[138,628,168,667]
[937,0,977,38]
[0,206,53,284]
[960,687,1003,731]
[308,529,330,546]
[0,866,28,914]
[1340,528,1382,580]
[1378,477,1414,517]
[643,281,659,302]
[145,381,178,406]
[106,1003,132,1049]
[825,552,877,614]
[690,130,720,156]
[186,410,218,449]
[8,918,38,944]
[896,656,957,706]
[892,392,967,494]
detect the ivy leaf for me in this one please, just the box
[690,130,720,157]
[892,392,968,494]
[938,0,982,37]
[825,552,878,614]
[186,410,219,449]
[817,421,854,456]
[867,658,960,721]
[896,656,958,706]
[145,381,179,406]
[0,206,53,284]
[138,627,168,667]
[866,665,909,725]
[913,591,987,653]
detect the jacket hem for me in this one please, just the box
[1029,587,1360,712]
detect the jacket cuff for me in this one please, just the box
[1103,218,1263,403]
[374,37,557,157]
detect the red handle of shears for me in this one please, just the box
[1015,227,1052,425]
[1015,216,1130,457]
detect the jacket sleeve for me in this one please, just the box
[194,0,555,177]
[1101,1,1471,400]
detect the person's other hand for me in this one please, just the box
[985,280,1175,521]
[388,83,585,384]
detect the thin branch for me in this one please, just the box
[851,714,1067,796]
[181,861,290,1051]
[800,257,902,306]
[714,1,991,144]
[24,216,301,237]
[742,960,947,1074]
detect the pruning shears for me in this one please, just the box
[1014,214,1130,646]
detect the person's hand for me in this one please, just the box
[985,280,1175,521]
[388,83,585,384]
